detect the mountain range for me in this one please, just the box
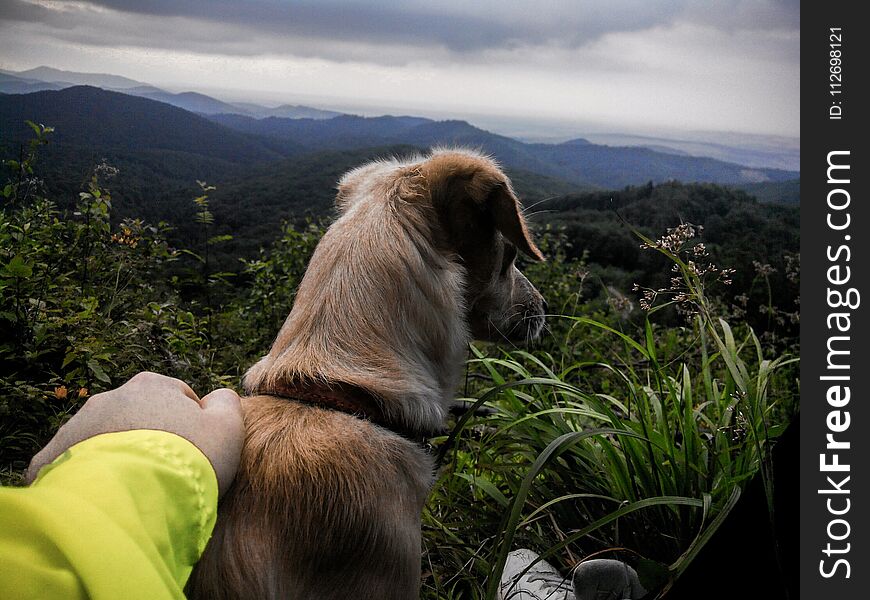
[210,110,798,189]
[583,132,800,172]
[0,74,800,273]
[2,66,799,170]
[0,67,340,120]
[1,85,799,200]
[0,84,800,222]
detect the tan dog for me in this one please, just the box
[187,149,545,599]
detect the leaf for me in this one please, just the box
[636,558,670,591]
[570,317,650,359]
[644,319,657,362]
[87,360,111,384]
[454,473,509,507]
[62,352,78,369]
[4,255,33,278]
[25,120,42,137]
[178,248,204,263]
[207,234,233,245]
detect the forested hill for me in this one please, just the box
[207,112,797,188]
[0,86,301,164]
[210,176,799,300]
[204,147,586,259]
[539,181,798,294]
[0,86,799,280]
[1,86,797,193]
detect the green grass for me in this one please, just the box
[420,228,798,599]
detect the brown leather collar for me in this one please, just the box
[253,380,438,446]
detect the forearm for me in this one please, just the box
[0,430,218,600]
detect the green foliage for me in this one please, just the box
[420,225,798,598]
[533,182,800,340]
[0,136,229,473]
[735,179,800,205]
[205,220,323,372]
[233,222,321,344]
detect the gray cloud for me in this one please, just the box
[0,0,76,28]
[0,0,800,136]
[2,1,799,60]
[32,1,680,51]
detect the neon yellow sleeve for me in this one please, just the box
[0,430,219,600]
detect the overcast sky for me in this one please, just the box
[0,0,800,138]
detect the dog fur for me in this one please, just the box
[186,149,545,599]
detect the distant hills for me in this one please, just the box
[584,132,801,172]
[0,72,67,95]
[0,87,295,165]
[11,66,145,90]
[206,112,797,189]
[0,80,800,275]
[2,66,800,169]
[133,90,250,117]
[228,102,343,120]
[0,67,338,120]
[1,86,799,195]
[2,66,800,168]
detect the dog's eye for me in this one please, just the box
[500,244,518,275]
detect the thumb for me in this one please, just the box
[201,387,243,415]
[199,388,245,497]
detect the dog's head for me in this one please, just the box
[337,149,546,344]
[245,149,546,410]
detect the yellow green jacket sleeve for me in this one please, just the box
[0,430,219,599]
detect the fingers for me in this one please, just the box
[127,371,200,403]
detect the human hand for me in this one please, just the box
[27,372,245,496]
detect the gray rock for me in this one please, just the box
[572,559,647,600]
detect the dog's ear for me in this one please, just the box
[464,165,544,261]
[422,153,544,261]
[480,179,544,261]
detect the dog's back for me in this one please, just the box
[187,396,433,600]
[187,149,545,598]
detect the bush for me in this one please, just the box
[0,128,324,474]
[0,128,222,472]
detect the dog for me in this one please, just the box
[186,148,546,599]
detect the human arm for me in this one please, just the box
[0,373,245,599]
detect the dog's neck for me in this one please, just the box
[244,198,469,435]
[249,379,440,443]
